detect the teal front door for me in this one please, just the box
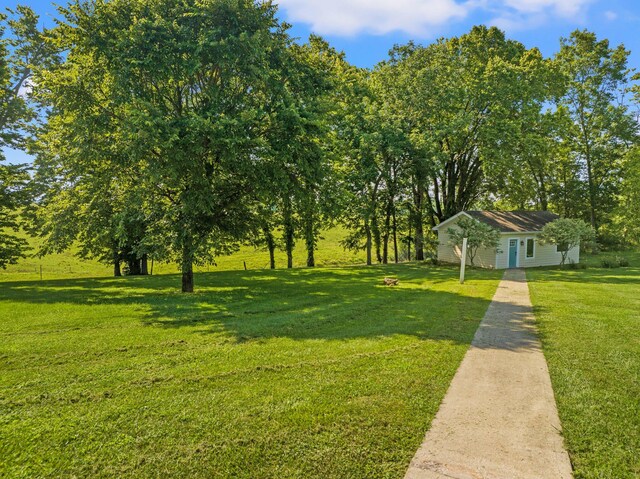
[508,239,518,268]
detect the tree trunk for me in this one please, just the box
[382,236,389,264]
[382,203,391,265]
[365,219,372,266]
[586,155,598,233]
[181,232,194,293]
[283,198,294,269]
[413,184,425,261]
[263,226,276,269]
[182,266,194,293]
[372,212,382,263]
[369,178,382,264]
[113,251,122,277]
[414,215,425,262]
[539,190,549,211]
[141,255,149,275]
[534,169,549,211]
[126,254,141,276]
[305,211,315,268]
[392,206,398,264]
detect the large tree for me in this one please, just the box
[0,6,57,268]
[372,47,427,261]
[338,67,385,265]
[44,0,295,292]
[270,36,342,268]
[391,27,557,224]
[554,30,637,234]
[31,23,155,277]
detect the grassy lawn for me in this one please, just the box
[0,227,367,282]
[0,264,501,478]
[527,252,640,479]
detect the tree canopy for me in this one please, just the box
[2,0,636,290]
[1,6,57,268]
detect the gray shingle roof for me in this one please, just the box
[465,211,559,233]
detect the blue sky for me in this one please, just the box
[3,0,640,164]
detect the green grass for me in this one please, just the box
[0,264,501,478]
[527,252,640,479]
[0,227,367,282]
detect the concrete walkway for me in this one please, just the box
[405,269,572,479]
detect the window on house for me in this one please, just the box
[526,238,535,258]
[557,243,569,253]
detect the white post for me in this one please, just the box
[460,237,468,284]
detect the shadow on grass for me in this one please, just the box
[0,263,519,348]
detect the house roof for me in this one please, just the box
[433,210,559,233]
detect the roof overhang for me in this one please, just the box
[432,212,475,232]
[432,211,545,234]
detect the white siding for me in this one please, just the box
[437,225,580,270]
[494,233,580,269]
[436,219,497,268]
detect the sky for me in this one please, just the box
[3,0,640,164]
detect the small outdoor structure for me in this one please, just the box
[433,211,580,269]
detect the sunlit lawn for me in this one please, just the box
[528,251,640,479]
[0,228,367,282]
[0,264,501,478]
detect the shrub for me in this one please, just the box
[601,256,630,268]
[616,256,630,267]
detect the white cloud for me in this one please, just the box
[486,0,593,32]
[276,0,470,36]
[275,0,596,37]
[501,0,592,18]
[604,10,618,21]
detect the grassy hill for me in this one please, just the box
[0,227,368,282]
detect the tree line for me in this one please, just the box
[1,0,639,291]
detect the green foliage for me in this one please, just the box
[0,6,57,268]
[0,264,502,477]
[554,30,638,233]
[447,216,501,266]
[611,147,640,245]
[38,0,301,291]
[0,162,29,268]
[389,27,555,222]
[600,256,630,268]
[539,218,595,265]
[1,5,55,147]
[19,16,640,287]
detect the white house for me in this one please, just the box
[433,211,580,269]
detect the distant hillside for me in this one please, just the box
[0,227,367,282]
